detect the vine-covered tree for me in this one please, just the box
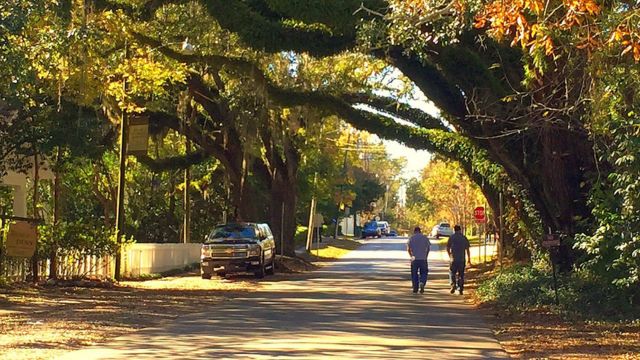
[92,0,640,294]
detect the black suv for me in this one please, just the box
[200,223,276,279]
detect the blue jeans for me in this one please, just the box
[450,260,466,291]
[411,259,428,291]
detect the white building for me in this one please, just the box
[1,156,54,216]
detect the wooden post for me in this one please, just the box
[50,156,60,280]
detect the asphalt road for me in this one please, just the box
[58,237,508,359]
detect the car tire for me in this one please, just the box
[266,252,275,275]
[201,273,212,280]
[254,254,266,279]
[216,272,226,278]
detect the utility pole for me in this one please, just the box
[114,42,128,282]
[183,138,191,244]
[306,124,327,251]
[334,131,352,239]
[31,151,39,283]
[305,187,317,251]
[482,178,487,263]
[499,192,504,268]
[383,183,389,221]
[280,202,285,256]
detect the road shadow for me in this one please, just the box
[58,238,508,359]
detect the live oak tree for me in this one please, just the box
[7,0,637,291]
[92,1,640,275]
[93,1,540,256]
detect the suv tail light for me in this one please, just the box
[201,245,211,258]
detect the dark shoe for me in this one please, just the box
[450,286,456,294]
[459,289,464,295]
[419,284,425,294]
[412,290,418,294]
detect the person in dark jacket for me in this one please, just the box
[446,225,471,295]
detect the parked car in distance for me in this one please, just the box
[376,221,390,236]
[388,229,398,237]
[201,223,275,279]
[431,222,454,238]
[361,221,382,238]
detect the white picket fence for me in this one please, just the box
[0,243,202,282]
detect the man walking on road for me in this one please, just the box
[447,225,471,295]
[407,226,431,294]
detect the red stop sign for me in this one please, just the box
[474,206,486,222]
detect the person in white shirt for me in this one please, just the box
[407,227,431,294]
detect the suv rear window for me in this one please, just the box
[441,223,450,228]
[364,222,377,229]
[207,224,256,242]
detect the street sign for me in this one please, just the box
[474,206,486,223]
[127,116,149,155]
[313,213,324,227]
[6,221,37,257]
[542,234,560,248]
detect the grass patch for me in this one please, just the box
[430,237,449,247]
[307,237,361,260]
[294,225,332,249]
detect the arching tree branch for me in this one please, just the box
[380,47,467,119]
[135,151,209,172]
[343,93,448,131]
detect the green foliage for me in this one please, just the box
[419,159,485,227]
[123,272,162,281]
[349,167,386,213]
[294,225,308,248]
[477,264,639,319]
[477,264,553,310]
[38,220,116,257]
[575,61,640,291]
[405,178,427,207]
[385,0,471,54]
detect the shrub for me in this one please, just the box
[294,226,308,247]
[477,264,554,311]
[478,264,640,320]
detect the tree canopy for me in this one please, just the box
[0,0,638,301]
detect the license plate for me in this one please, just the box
[201,262,209,267]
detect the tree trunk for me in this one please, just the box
[270,174,297,257]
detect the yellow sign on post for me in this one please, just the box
[127,116,149,156]
[6,221,37,258]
